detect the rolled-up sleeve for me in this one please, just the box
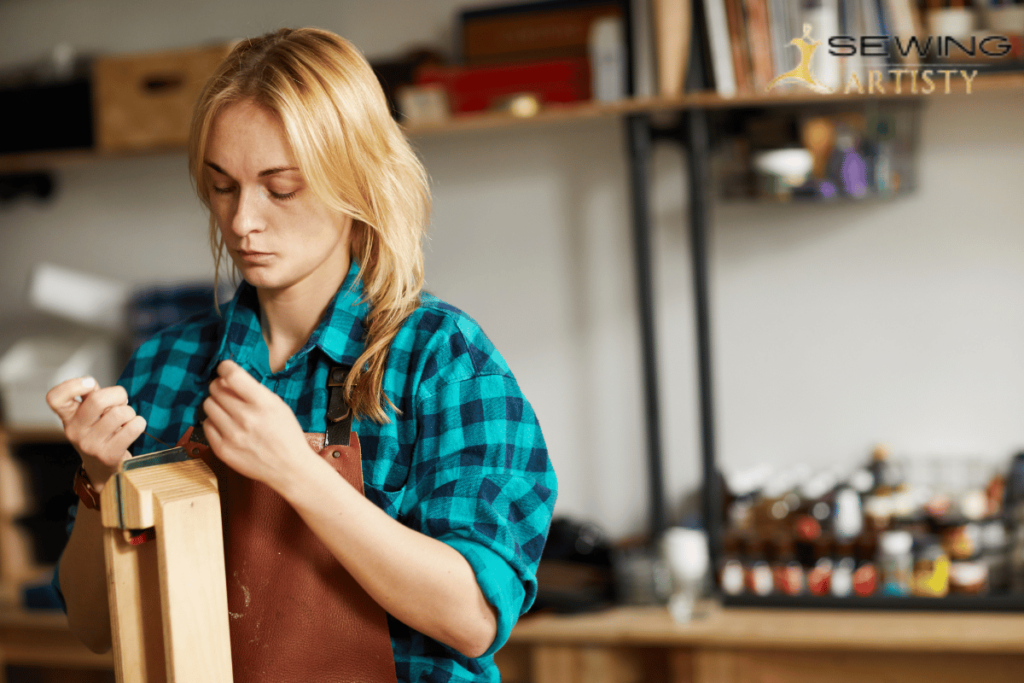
[400,373,557,655]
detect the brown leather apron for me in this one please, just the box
[174,365,397,683]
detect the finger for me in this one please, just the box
[202,416,225,457]
[208,377,247,413]
[95,405,138,445]
[202,395,236,435]
[106,415,148,458]
[77,386,130,427]
[46,376,99,422]
[216,360,262,399]
[77,405,136,466]
[82,414,145,484]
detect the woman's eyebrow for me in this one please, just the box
[203,161,299,178]
[204,161,232,178]
[257,166,299,177]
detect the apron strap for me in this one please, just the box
[325,364,353,447]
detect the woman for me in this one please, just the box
[47,27,556,682]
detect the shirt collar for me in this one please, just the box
[199,259,370,381]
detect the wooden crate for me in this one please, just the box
[92,43,233,153]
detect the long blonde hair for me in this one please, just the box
[188,28,430,423]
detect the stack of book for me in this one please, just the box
[696,0,926,97]
[413,0,631,115]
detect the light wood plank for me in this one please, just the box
[151,469,231,682]
[102,524,165,682]
[100,459,231,683]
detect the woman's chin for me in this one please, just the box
[237,266,280,290]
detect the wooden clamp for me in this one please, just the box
[99,448,233,683]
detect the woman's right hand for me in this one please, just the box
[45,377,147,493]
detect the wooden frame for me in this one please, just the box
[99,457,232,682]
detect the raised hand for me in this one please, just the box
[45,378,147,492]
[202,360,316,492]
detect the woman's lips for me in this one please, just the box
[235,249,274,263]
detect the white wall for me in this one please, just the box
[1,1,1022,538]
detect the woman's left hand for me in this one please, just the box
[202,360,315,490]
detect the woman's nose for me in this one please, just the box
[229,188,263,236]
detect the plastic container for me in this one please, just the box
[879,530,914,597]
[662,527,709,622]
[0,336,116,427]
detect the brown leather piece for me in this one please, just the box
[176,426,397,683]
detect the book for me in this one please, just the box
[802,0,841,90]
[767,0,792,79]
[725,0,753,91]
[631,0,658,98]
[702,0,738,96]
[886,0,923,67]
[743,0,776,91]
[652,0,692,97]
[859,0,889,78]
[459,0,629,65]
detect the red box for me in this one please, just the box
[415,58,591,114]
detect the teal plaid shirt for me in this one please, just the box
[55,259,557,682]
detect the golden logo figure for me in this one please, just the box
[766,23,834,94]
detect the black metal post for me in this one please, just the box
[625,113,667,540]
[682,108,720,576]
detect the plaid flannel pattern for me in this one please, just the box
[56,260,557,683]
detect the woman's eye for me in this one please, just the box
[270,189,298,200]
[212,186,235,195]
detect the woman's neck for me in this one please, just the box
[256,258,350,373]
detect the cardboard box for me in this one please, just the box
[92,42,233,152]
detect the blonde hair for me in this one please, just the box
[188,28,430,423]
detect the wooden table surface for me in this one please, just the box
[509,603,1024,653]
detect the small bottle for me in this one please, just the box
[743,536,774,596]
[879,530,914,597]
[831,540,856,598]
[853,531,880,597]
[832,486,863,542]
[949,560,989,595]
[869,444,903,494]
[911,536,950,598]
[719,531,746,597]
[806,533,834,596]
[980,520,1009,593]
[772,534,805,596]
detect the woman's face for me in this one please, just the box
[204,99,352,295]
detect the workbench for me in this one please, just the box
[4,603,1024,682]
[494,604,1024,683]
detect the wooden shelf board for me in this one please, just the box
[403,72,1023,136]
[2,73,1018,170]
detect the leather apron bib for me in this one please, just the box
[175,365,397,683]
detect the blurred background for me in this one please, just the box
[1,0,1023,678]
